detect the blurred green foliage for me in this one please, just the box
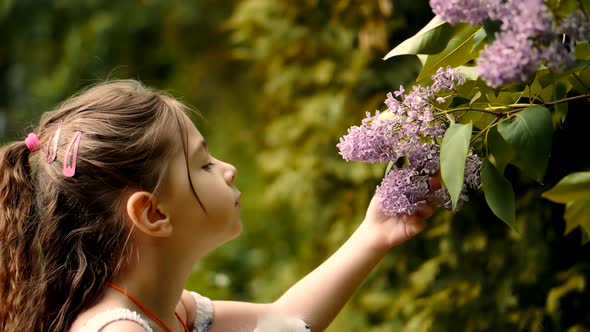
[1,1,589,331]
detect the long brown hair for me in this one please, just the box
[0,80,192,331]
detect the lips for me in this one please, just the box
[235,192,241,208]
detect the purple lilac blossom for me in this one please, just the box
[339,68,462,164]
[339,67,483,217]
[376,167,431,216]
[336,113,398,163]
[432,187,470,211]
[477,32,541,88]
[541,39,575,72]
[431,66,467,93]
[429,0,489,25]
[499,0,553,38]
[429,0,589,86]
[560,11,590,43]
[465,153,483,189]
[407,143,440,175]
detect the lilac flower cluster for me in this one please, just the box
[430,0,590,87]
[337,67,482,217]
[429,0,490,25]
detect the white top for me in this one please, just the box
[79,291,214,332]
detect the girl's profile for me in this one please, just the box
[0,80,432,332]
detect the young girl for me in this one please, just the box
[0,80,432,332]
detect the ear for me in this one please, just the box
[126,191,173,237]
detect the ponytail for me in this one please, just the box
[0,141,43,331]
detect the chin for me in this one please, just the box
[229,219,243,239]
[220,218,242,243]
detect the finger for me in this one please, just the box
[429,174,442,191]
[405,216,427,235]
[417,203,434,219]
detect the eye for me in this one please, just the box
[202,162,214,170]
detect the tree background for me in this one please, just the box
[1,1,589,331]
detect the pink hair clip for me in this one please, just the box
[24,133,41,152]
[63,131,82,178]
[45,121,63,163]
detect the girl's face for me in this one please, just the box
[158,114,242,250]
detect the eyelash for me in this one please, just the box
[202,162,214,170]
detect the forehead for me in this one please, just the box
[179,112,206,153]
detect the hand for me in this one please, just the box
[360,176,439,252]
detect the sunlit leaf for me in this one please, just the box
[455,65,479,80]
[545,271,585,314]
[575,42,590,60]
[440,122,472,210]
[542,171,590,203]
[385,160,395,176]
[563,199,590,236]
[383,16,452,60]
[546,0,577,19]
[416,25,485,82]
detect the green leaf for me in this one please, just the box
[471,26,487,52]
[440,122,473,210]
[481,159,517,230]
[486,126,513,174]
[0,0,13,18]
[575,42,590,60]
[416,25,485,82]
[540,163,590,243]
[546,0,577,19]
[545,270,585,314]
[455,65,479,80]
[497,106,553,183]
[383,16,453,60]
[460,108,496,130]
[542,171,590,203]
[486,90,519,106]
[454,79,491,101]
[536,60,590,88]
[553,82,570,124]
[469,91,482,105]
[385,160,395,176]
[563,199,590,237]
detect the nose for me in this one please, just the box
[224,163,237,185]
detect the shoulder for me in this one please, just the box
[98,320,149,332]
[180,290,196,327]
[181,289,215,332]
[74,308,153,332]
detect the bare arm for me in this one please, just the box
[208,195,432,332]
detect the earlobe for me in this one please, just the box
[126,191,173,237]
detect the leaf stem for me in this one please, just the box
[543,92,590,106]
[438,107,499,115]
[470,119,499,146]
[441,92,590,116]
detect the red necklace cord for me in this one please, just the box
[107,282,189,332]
